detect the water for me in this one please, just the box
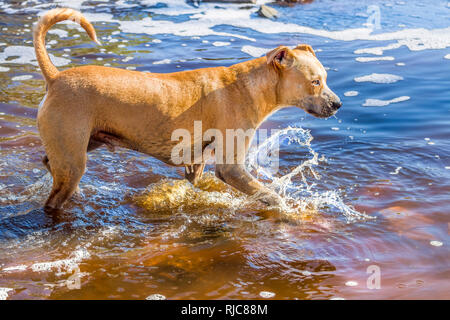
[0,0,449,299]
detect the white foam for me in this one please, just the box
[48,28,68,37]
[153,59,171,65]
[212,41,230,47]
[0,46,70,67]
[47,39,58,46]
[2,265,28,272]
[354,73,403,84]
[445,54,450,59]
[117,12,255,41]
[363,96,410,107]
[345,281,358,287]
[146,294,166,300]
[12,75,33,81]
[31,248,90,274]
[110,3,450,56]
[0,66,10,72]
[389,166,402,175]
[355,56,395,62]
[354,43,402,56]
[430,240,443,247]
[259,291,275,298]
[0,288,13,300]
[241,45,268,58]
[344,91,359,97]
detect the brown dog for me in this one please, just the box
[34,8,342,210]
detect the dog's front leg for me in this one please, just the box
[215,164,282,207]
[185,163,205,186]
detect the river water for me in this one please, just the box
[0,0,449,299]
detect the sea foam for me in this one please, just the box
[354,73,403,84]
[363,96,410,107]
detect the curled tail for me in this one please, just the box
[33,8,101,83]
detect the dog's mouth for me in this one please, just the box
[305,108,336,119]
[299,97,339,119]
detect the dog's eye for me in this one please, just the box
[312,79,321,86]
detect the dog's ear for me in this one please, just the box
[295,44,316,57]
[266,46,293,68]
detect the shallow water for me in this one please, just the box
[0,0,449,300]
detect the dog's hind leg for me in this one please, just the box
[40,121,90,210]
[45,149,87,210]
[42,138,94,184]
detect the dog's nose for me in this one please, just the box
[332,101,342,110]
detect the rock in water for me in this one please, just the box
[257,5,279,19]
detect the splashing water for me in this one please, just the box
[136,173,247,215]
[247,126,374,222]
[138,126,372,223]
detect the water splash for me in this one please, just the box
[138,126,372,223]
[136,172,247,215]
[247,126,373,222]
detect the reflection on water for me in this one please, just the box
[0,0,449,300]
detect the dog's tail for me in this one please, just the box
[33,8,101,83]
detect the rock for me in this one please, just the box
[257,5,279,19]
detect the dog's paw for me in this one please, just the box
[258,192,284,207]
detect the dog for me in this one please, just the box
[34,8,342,210]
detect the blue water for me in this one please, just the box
[0,0,449,299]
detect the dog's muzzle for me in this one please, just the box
[331,100,342,111]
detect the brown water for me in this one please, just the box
[0,0,449,300]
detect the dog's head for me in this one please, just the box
[267,44,342,118]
